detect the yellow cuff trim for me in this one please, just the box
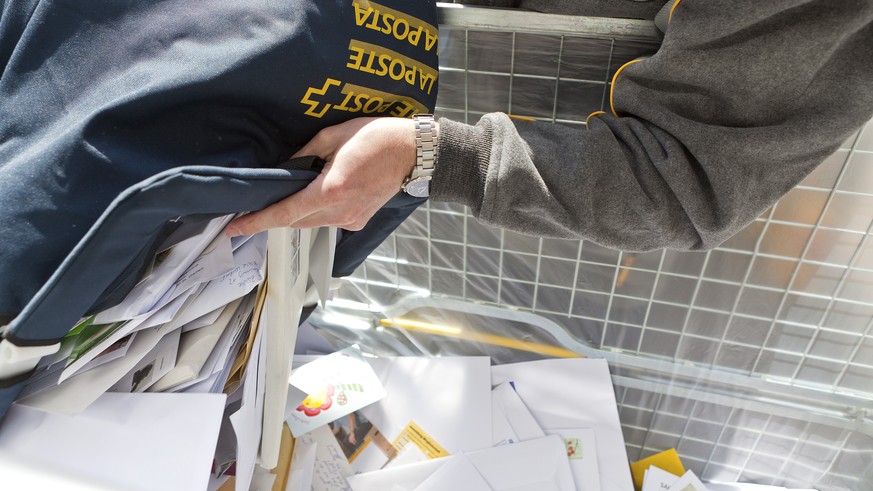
[585,111,605,128]
[508,114,536,122]
[609,59,643,117]
[669,0,683,23]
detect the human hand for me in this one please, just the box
[225,117,427,236]
[348,433,357,446]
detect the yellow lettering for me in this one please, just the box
[353,3,373,26]
[302,79,429,118]
[365,9,380,29]
[389,58,405,81]
[346,45,365,70]
[407,26,422,47]
[381,13,394,35]
[376,54,390,76]
[419,72,436,95]
[389,100,415,118]
[404,65,416,85]
[360,50,378,74]
[393,18,409,41]
[346,40,438,94]
[300,78,341,118]
[351,0,438,52]
[342,93,358,112]
[333,91,356,112]
[362,96,384,113]
[341,82,429,115]
[425,31,438,52]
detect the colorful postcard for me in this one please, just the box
[287,346,386,437]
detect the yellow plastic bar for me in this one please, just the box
[380,318,583,359]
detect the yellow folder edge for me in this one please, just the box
[630,448,686,491]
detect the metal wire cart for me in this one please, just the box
[311,5,873,490]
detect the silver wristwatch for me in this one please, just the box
[402,114,437,198]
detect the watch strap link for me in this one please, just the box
[412,114,436,180]
[402,114,437,197]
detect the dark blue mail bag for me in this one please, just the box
[0,0,439,418]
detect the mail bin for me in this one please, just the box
[309,6,873,491]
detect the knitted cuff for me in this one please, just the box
[430,117,493,214]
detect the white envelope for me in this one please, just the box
[230,307,268,491]
[0,392,225,491]
[641,466,679,491]
[491,381,545,445]
[286,439,317,491]
[94,215,233,324]
[669,470,709,491]
[108,327,180,393]
[295,424,355,491]
[348,458,445,491]
[308,226,337,306]
[349,435,576,491]
[261,227,309,467]
[491,359,633,491]
[148,298,243,392]
[706,484,815,491]
[360,356,492,455]
[546,428,601,491]
[19,322,180,415]
[414,454,491,491]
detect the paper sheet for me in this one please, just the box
[109,327,180,393]
[181,304,225,333]
[349,435,576,491]
[546,428,601,491]
[230,305,268,491]
[94,215,233,323]
[491,381,545,445]
[297,424,354,491]
[168,231,267,329]
[642,466,680,491]
[58,285,194,383]
[360,356,492,455]
[19,322,181,415]
[148,297,245,392]
[669,470,709,491]
[413,454,491,491]
[261,227,308,467]
[286,439,317,491]
[491,359,634,491]
[0,392,225,491]
[706,483,815,491]
[308,226,337,306]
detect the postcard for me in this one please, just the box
[287,347,386,437]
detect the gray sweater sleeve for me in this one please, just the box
[430,0,873,251]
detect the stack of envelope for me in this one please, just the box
[0,215,341,491]
[276,355,635,491]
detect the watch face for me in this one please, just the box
[405,177,431,198]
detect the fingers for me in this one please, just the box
[288,204,376,231]
[225,184,321,236]
[226,117,403,237]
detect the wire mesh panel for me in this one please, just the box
[324,6,873,490]
[615,383,873,490]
